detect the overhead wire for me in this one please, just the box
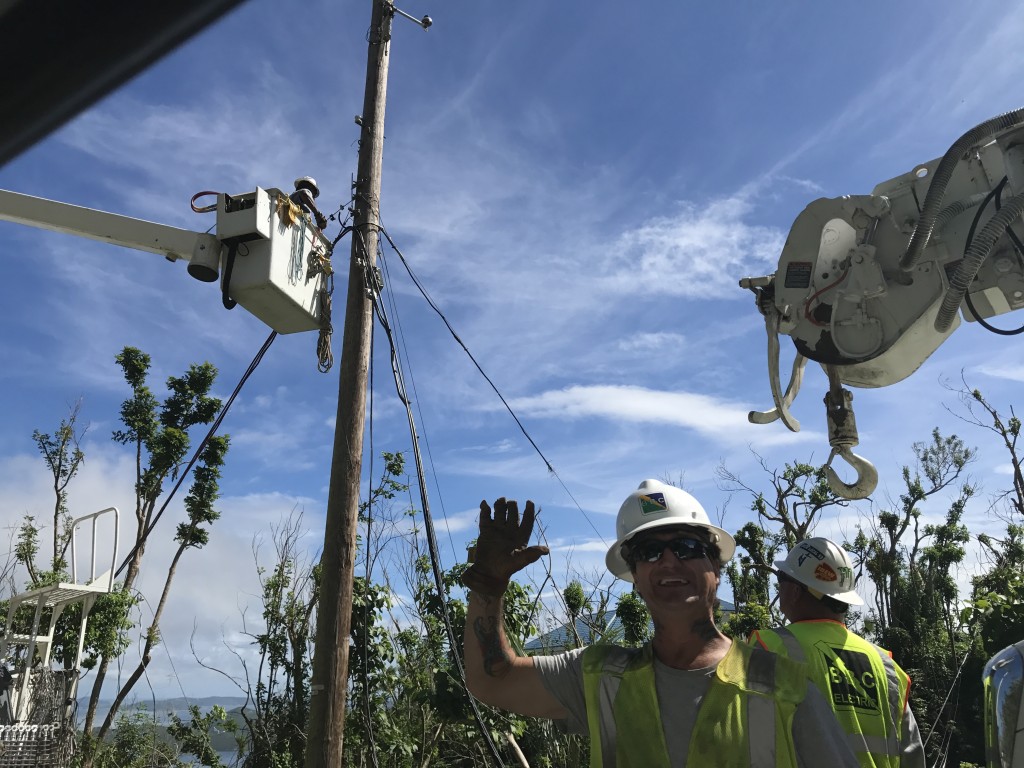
[360,226,508,767]
[375,237,459,563]
[111,330,278,580]
[922,642,973,751]
[377,226,605,544]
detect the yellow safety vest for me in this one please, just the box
[581,640,806,768]
[751,621,910,768]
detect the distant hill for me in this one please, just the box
[74,696,250,755]
[76,695,249,728]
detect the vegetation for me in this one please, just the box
[3,347,229,768]
[6,362,1023,767]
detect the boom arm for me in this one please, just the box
[0,185,333,335]
[0,189,223,275]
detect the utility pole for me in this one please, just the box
[305,1,392,765]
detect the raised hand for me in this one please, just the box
[461,497,549,597]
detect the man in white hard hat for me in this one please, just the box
[750,537,925,768]
[461,480,859,767]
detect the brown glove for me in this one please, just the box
[461,497,549,597]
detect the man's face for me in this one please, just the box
[626,527,720,614]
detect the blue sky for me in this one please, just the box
[2,1,1024,699]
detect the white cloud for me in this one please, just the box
[508,384,814,447]
[975,363,1024,383]
[602,192,784,299]
[616,332,686,353]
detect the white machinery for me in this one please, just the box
[0,181,334,336]
[740,107,1024,500]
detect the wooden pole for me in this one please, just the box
[305,2,393,766]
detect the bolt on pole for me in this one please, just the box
[304,1,393,766]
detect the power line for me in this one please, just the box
[112,331,277,580]
[378,225,606,544]
[377,242,459,563]
[367,243,507,767]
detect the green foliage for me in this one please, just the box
[724,521,780,639]
[563,580,586,619]
[88,709,182,768]
[31,401,85,575]
[614,590,650,647]
[8,345,231,768]
[77,589,138,670]
[167,705,242,767]
[969,523,1024,656]
[721,602,772,641]
[853,429,982,766]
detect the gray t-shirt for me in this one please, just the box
[533,645,860,768]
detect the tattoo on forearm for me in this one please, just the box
[692,618,719,642]
[473,615,513,678]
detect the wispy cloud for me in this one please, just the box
[975,363,1024,383]
[507,384,814,447]
[602,192,785,298]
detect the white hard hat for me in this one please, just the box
[605,479,736,582]
[775,537,864,606]
[293,176,320,198]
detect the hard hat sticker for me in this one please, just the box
[837,566,854,589]
[639,492,668,515]
[797,542,826,566]
[815,563,838,582]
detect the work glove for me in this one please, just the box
[461,497,549,597]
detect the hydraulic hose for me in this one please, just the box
[935,190,1024,332]
[934,193,988,232]
[900,107,1024,272]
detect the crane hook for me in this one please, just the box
[822,365,878,500]
[825,445,878,500]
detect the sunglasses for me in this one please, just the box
[624,536,709,567]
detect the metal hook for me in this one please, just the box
[821,365,878,499]
[825,446,878,500]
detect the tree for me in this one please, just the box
[716,453,847,638]
[950,385,1024,656]
[846,429,981,766]
[29,398,86,583]
[716,430,986,766]
[717,453,848,544]
[38,347,230,768]
[167,704,243,767]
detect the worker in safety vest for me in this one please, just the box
[982,638,1024,768]
[461,480,859,768]
[749,538,925,768]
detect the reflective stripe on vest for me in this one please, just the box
[768,626,905,765]
[874,645,902,760]
[596,648,632,768]
[746,646,777,768]
[583,641,805,768]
